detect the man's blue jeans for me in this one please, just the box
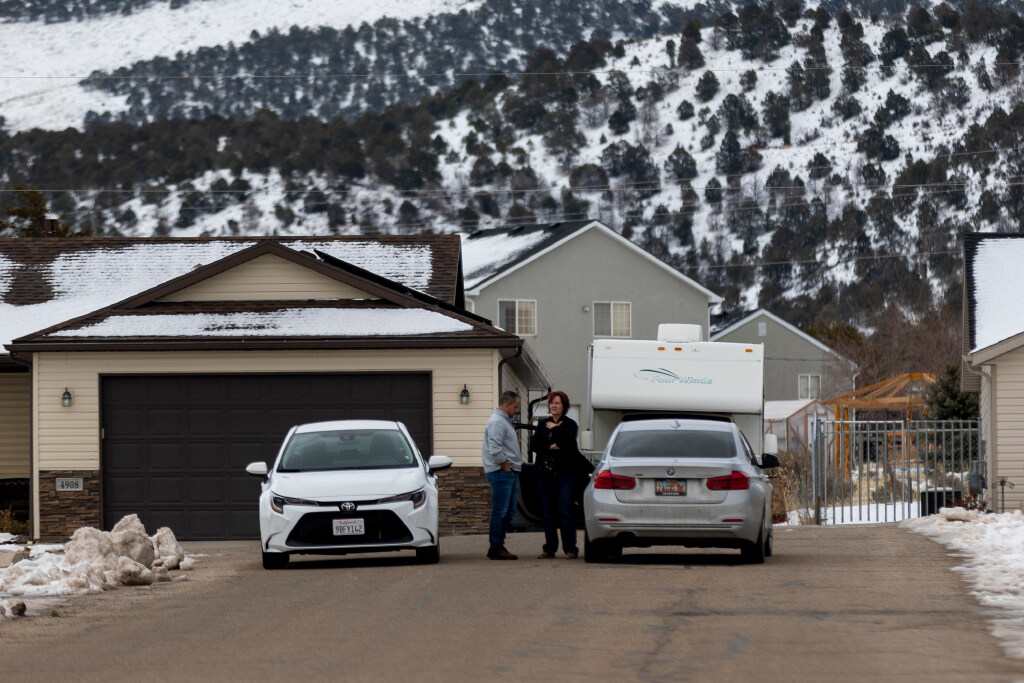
[486,469,519,548]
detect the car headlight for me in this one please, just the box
[270,493,319,514]
[379,488,427,509]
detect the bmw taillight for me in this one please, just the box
[706,471,750,491]
[593,470,636,490]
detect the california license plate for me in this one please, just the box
[655,479,687,496]
[333,518,365,535]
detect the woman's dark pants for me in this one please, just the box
[537,473,578,554]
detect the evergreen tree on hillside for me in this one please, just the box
[0,188,75,237]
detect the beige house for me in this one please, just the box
[963,233,1024,512]
[0,236,548,540]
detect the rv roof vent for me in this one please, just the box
[657,324,702,343]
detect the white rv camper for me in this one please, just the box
[581,324,774,458]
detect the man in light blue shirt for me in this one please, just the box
[482,390,522,560]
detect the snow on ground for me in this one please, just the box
[0,515,194,619]
[904,509,1024,660]
[786,502,921,525]
[0,0,481,131]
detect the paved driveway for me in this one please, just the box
[2,525,1022,682]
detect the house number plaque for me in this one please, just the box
[55,477,84,492]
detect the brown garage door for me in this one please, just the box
[101,373,431,540]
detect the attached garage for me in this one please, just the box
[2,237,550,541]
[101,372,431,540]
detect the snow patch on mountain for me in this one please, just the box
[0,0,481,131]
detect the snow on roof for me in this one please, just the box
[763,399,825,421]
[300,241,433,291]
[0,254,12,300]
[460,230,551,289]
[50,308,472,338]
[0,239,437,348]
[971,238,1024,353]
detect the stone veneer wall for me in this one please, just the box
[38,470,101,541]
[34,467,495,540]
[436,466,491,535]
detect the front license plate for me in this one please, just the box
[333,518,365,536]
[655,479,687,496]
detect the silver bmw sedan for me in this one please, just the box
[583,418,777,563]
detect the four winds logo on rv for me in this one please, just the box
[633,368,713,385]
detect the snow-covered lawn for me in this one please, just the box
[903,509,1024,660]
[0,515,194,619]
[787,503,922,525]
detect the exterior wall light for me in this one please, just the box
[61,387,73,408]
[459,384,471,405]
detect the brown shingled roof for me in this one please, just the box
[0,234,462,306]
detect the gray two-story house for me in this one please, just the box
[461,220,722,420]
[711,309,857,401]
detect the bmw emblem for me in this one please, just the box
[340,502,357,512]
[666,468,675,476]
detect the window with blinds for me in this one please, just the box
[594,302,631,337]
[497,300,537,336]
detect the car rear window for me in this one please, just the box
[609,429,737,459]
[279,430,417,471]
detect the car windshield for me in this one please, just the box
[609,429,737,459]
[278,429,417,471]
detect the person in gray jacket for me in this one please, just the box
[482,390,522,560]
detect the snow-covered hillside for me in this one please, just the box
[1,0,1018,337]
[0,0,480,130]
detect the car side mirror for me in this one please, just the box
[760,453,781,469]
[246,461,268,477]
[427,455,453,473]
[763,434,778,455]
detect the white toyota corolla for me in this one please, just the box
[246,420,452,569]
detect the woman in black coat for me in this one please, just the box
[532,390,591,559]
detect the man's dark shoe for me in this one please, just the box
[488,545,518,560]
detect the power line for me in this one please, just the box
[1,60,1018,80]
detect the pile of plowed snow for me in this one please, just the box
[0,514,193,619]
[903,508,1024,659]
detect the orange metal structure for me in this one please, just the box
[823,373,937,476]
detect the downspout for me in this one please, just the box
[963,354,993,507]
[9,351,34,540]
[497,345,522,397]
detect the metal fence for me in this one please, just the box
[810,420,981,525]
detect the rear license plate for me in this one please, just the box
[655,479,687,496]
[333,518,365,535]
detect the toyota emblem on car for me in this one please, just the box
[340,502,357,512]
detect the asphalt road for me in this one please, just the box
[2,525,1022,682]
